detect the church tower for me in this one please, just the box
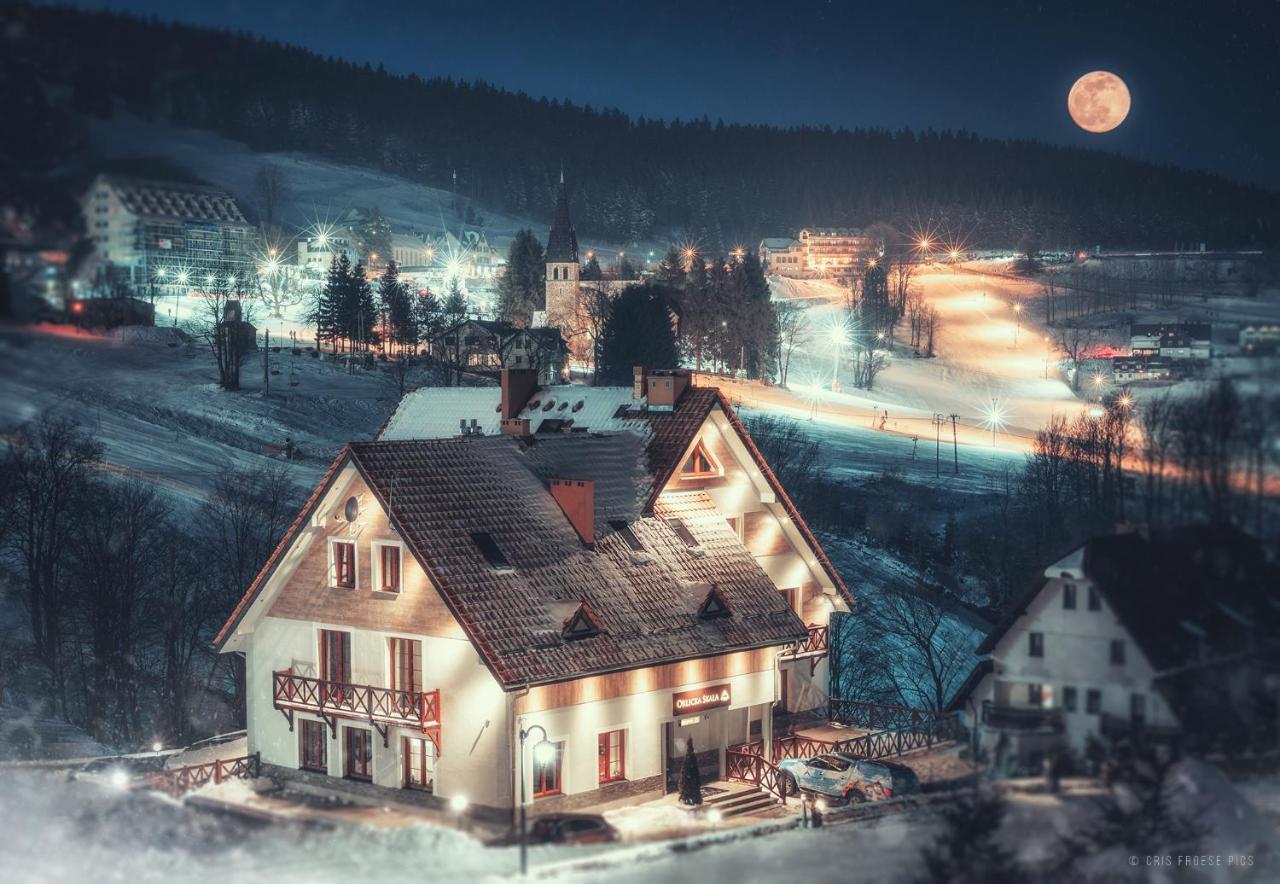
[544,171,583,358]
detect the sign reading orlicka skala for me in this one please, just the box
[672,684,731,716]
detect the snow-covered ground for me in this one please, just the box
[0,324,393,507]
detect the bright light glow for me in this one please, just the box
[1013,304,1023,314]
[176,271,190,284]
[151,741,163,752]
[980,398,1008,435]
[450,794,469,813]
[707,808,723,824]
[1117,393,1134,409]
[226,275,237,288]
[109,767,130,790]
[156,268,168,279]
[949,249,960,260]
[532,739,556,766]
[814,798,828,813]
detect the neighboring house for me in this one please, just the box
[1239,324,1280,355]
[1129,322,1213,360]
[296,234,359,275]
[80,174,256,290]
[428,318,567,384]
[1111,356,1174,383]
[951,526,1278,773]
[216,367,850,816]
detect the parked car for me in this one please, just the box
[526,813,620,845]
[777,753,920,803]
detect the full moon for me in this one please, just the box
[1067,71,1131,133]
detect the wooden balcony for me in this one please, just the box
[780,625,828,661]
[273,669,441,751]
[981,701,1064,732]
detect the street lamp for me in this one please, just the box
[1012,303,1023,348]
[519,723,555,876]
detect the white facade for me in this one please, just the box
[224,389,846,812]
[961,548,1178,769]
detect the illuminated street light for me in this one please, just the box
[1117,393,1134,409]
[519,723,555,876]
[981,398,1008,447]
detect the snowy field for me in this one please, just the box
[0,324,393,507]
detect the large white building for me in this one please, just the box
[216,368,849,816]
[81,174,256,290]
[759,228,874,279]
[951,526,1278,773]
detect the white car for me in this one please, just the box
[777,753,920,803]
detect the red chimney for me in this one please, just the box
[646,369,692,411]
[632,365,647,400]
[550,479,594,546]
[501,368,539,420]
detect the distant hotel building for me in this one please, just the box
[759,228,874,279]
[81,174,256,290]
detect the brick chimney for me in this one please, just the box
[646,369,692,412]
[500,368,539,420]
[550,479,594,546]
[632,365,647,400]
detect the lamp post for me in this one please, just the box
[1013,303,1023,349]
[519,723,555,877]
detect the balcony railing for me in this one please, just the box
[147,753,260,798]
[981,701,1064,732]
[781,625,828,660]
[273,669,442,750]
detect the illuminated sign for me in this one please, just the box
[672,683,731,716]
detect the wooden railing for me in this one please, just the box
[272,669,441,737]
[739,707,965,768]
[147,753,260,798]
[827,698,951,732]
[780,625,828,660]
[725,745,791,805]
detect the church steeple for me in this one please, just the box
[546,173,578,264]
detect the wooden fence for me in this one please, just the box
[147,753,260,798]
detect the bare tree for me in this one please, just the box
[0,413,103,713]
[189,271,256,390]
[253,165,290,228]
[772,300,811,386]
[1056,327,1098,392]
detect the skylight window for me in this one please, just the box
[697,586,731,619]
[470,531,512,569]
[609,520,645,552]
[667,518,699,549]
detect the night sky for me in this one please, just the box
[70,0,1279,189]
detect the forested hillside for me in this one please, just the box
[6,3,1278,249]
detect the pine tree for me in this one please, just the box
[655,247,685,289]
[678,739,702,806]
[412,288,441,353]
[497,228,545,326]
[342,262,376,351]
[377,260,413,353]
[597,283,680,385]
[580,255,602,280]
[444,278,467,325]
[312,254,349,352]
[917,788,1021,884]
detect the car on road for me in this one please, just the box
[526,813,620,845]
[777,753,920,803]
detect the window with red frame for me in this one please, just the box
[389,638,420,693]
[598,730,625,784]
[299,719,327,773]
[331,541,356,588]
[319,629,351,704]
[532,741,564,797]
[343,727,372,781]
[378,544,401,592]
[679,438,720,479]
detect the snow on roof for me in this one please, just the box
[97,174,250,226]
[1042,545,1085,579]
[380,385,652,441]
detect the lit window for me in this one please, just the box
[533,741,564,797]
[598,730,625,784]
[330,540,356,589]
[403,735,435,791]
[679,438,722,479]
[388,637,421,694]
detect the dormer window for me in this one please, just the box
[679,438,722,480]
[697,586,731,619]
[562,603,602,640]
